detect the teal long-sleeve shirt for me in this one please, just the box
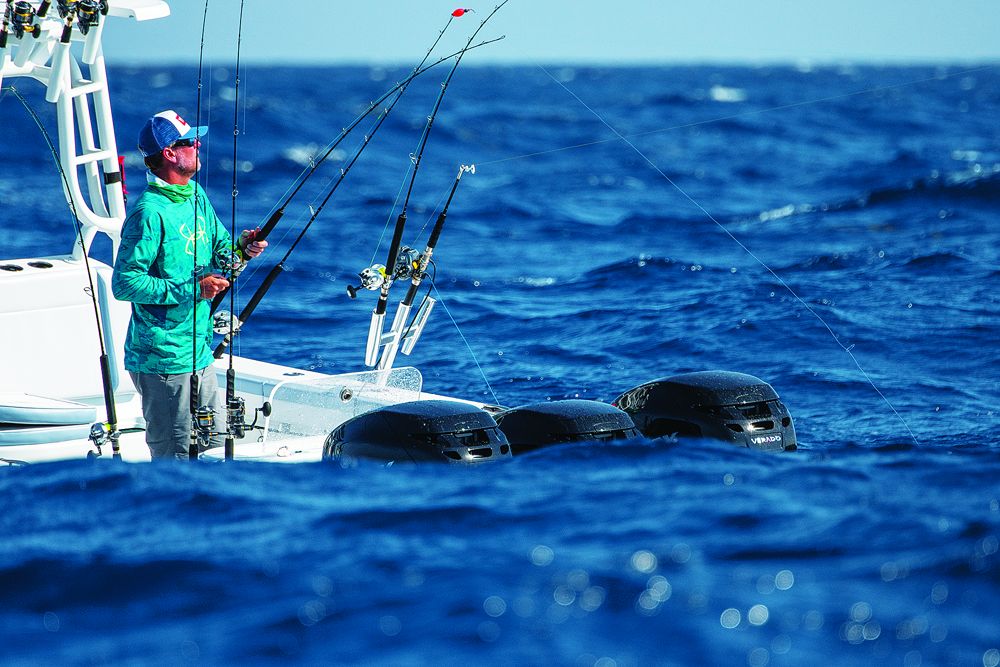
[112,179,233,374]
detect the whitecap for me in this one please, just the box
[282,144,343,166]
[709,85,747,103]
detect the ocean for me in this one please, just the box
[1,61,999,665]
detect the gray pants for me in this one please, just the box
[130,368,225,460]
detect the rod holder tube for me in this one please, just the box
[45,39,70,102]
[13,34,35,67]
[81,15,103,64]
[400,297,436,355]
[376,302,412,372]
[27,30,54,65]
[365,310,385,367]
[0,42,7,94]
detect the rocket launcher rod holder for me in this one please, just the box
[364,164,471,372]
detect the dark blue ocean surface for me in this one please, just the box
[2,62,1000,665]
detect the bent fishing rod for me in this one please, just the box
[9,86,123,460]
[210,70,416,360]
[211,9,491,358]
[361,0,509,367]
[368,164,474,372]
[209,28,504,313]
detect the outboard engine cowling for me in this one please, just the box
[323,400,511,464]
[613,371,796,451]
[495,399,640,455]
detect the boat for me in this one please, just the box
[0,0,796,466]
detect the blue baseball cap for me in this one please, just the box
[138,109,208,157]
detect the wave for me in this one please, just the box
[728,167,1000,229]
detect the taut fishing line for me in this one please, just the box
[477,64,998,168]
[431,282,502,407]
[537,65,919,445]
[208,8,495,359]
[209,33,507,312]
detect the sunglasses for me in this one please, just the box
[170,138,197,148]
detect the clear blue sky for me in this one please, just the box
[105,0,1000,65]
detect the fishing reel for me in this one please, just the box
[76,0,107,34]
[55,0,77,18]
[212,310,243,336]
[347,247,423,298]
[215,248,246,275]
[346,263,385,299]
[227,396,247,439]
[87,421,118,457]
[392,246,422,281]
[231,400,272,439]
[10,1,41,39]
[191,405,216,454]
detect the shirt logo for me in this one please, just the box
[180,216,209,257]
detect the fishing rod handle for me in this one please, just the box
[257,208,283,242]
[427,211,447,250]
[188,374,200,460]
[384,212,407,277]
[209,219,274,312]
[213,263,285,359]
[99,353,121,459]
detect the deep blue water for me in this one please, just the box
[2,61,1000,665]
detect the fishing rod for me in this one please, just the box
[9,85,122,460]
[361,0,508,368]
[208,30,505,313]
[369,164,474,372]
[222,0,246,461]
[188,0,211,461]
[210,9,490,359]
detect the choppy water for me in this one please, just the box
[2,61,999,665]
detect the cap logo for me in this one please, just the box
[153,110,192,135]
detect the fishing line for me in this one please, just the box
[412,182,454,245]
[538,65,919,445]
[370,172,453,268]
[209,32,507,313]
[400,259,437,342]
[209,25,465,359]
[370,1,508,329]
[370,162,416,266]
[253,31,500,235]
[476,64,998,168]
[372,7,471,256]
[430,281,501,407]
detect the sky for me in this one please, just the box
[104,0,1000,66]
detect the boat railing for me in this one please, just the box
[1,0,170,259]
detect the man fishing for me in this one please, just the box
[112,110,267,460]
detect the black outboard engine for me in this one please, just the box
[323,400,511,464]
[613,371,796,451]
[495,399,640,455]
